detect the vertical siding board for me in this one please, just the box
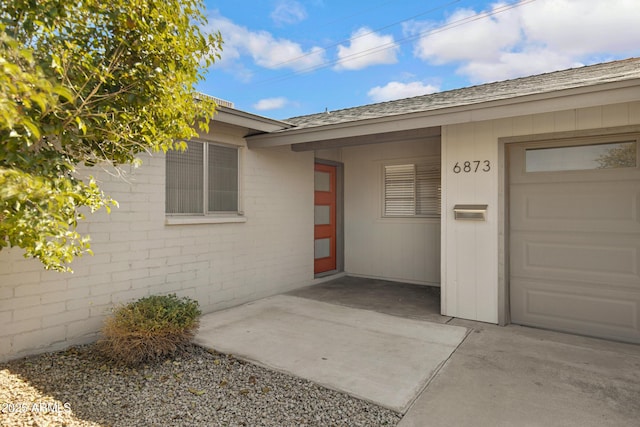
[576,106,603,130]
[553,110,577,132]
[629,101,640,124]
[531,112,555,134]
[512,115,534,136]
[602,103,630,127]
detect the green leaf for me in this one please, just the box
[75,117,87,134]
[52,86,74,103]
[22,119,41,139]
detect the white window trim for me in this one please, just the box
[165,139,244,224]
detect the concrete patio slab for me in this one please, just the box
[195,294,468,413]
[287,276,450,323]
[399,319,640,427]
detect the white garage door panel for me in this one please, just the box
[525,242,637,275]
[511,233,640,284]
[524,289,636,327]
[510,183,640,232]
[509,138,640,343]
[511,281,639,338]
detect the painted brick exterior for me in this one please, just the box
[0,130,314,361]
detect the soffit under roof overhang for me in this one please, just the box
[290,126,441,152]
[246,79,640,150]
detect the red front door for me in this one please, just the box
[314,163,337,274]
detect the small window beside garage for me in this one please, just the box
[383,161,441,218]
[525,141,637,172]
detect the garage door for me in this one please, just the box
[509,137,640,343]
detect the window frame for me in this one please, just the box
[524,139,638,173]
[165,139,244,224]
[381,159,441,219]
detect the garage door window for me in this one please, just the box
[525,141,637,172]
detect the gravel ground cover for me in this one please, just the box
[0,344,401,427]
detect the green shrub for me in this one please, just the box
[98,294,202,366]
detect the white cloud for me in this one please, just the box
[520,0,640,55]
[253,97,289,111]
[368,81,440,103]
[207,15,325,74]
[458,50,582,84]
[335,27,399,71]
[271,0,307,26]
[407,6,522,64]
[407,0,640,83]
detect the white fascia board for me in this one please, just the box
[246,79,640,148]
[214,106,293,134]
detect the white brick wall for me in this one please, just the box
[0,131,314,361]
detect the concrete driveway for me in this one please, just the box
[400,319,640,427]
[196,277,640,426]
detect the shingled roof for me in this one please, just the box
[285,58,640,130]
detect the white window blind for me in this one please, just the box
[384,164,416,216]
[384,162,440,217]
[208,144,238,212]
[166,141,204,215]
[166,141,239,215]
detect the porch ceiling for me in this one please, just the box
[289,126,441,152]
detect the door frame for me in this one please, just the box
[314,159,344,277]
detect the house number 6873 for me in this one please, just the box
[453,160,491,173]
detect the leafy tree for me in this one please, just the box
[596,142,636,169]
[0,0,222,271]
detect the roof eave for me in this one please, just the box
[246,79,640,148]
[214,106,294,134]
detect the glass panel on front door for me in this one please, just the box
[314,171,331,191]
[314,205,331,225]
[314,238,331,259]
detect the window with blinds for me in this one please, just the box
[166,141,239,215]
[383,162,440,218]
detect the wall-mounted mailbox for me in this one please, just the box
[453,204,488,221]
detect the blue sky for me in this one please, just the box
[198,0,640,120]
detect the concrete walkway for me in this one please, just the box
[195,295,468,412]
[196,277,640,425]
